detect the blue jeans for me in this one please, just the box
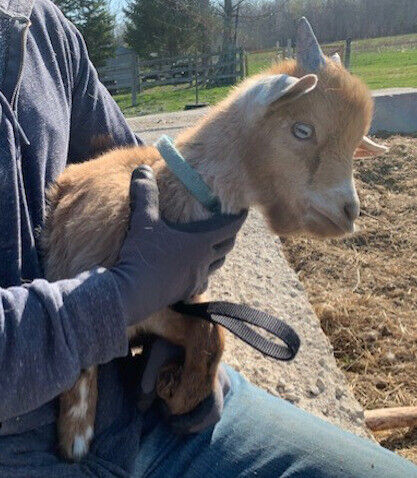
[132,366,417,477]
[1,366,416,477]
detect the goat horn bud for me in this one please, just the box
[296,17,326,72]
[331,52,342,64]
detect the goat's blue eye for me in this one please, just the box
[292,123,314,140]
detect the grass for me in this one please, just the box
[115,32,417,117]
[351,32,417,51]
[116,83,232,117]
[351,49,417,89]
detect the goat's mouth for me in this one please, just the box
[307,206,355,238]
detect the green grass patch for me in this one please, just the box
[115,84,232,117]
[351,48,417,89]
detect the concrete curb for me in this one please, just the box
[371,88,417,135]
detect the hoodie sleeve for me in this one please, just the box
[0,268,129,421]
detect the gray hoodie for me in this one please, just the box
[0,0,140,441]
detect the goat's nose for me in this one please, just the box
[344,201,360,222]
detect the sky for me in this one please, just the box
[109,0,126,20]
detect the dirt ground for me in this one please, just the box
[282,136,417,461]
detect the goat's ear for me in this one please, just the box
[254,74,318,110]
[354,136,388,158]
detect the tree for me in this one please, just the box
[124,0,215,58]
[54,0,116,67]
[211,0,247,85]
[236,0,417,52]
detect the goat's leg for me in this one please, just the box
[139,303,225,415]
[58,367,98,461]
[157,321,224,415]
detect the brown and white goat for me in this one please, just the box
[42,18,387,460]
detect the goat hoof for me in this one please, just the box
[156,361,214,416]
[156,361,183,403]
[60,425,94,462]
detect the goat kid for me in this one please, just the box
[42,18,387,460]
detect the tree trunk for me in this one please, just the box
[200,0,211,54]
[222,0,234,54]
[217,0,236,86]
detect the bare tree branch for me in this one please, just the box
[231,0,247,12]
[212,5,224,15]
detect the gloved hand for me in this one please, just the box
[136,338,231,433]
[111,165,247,326]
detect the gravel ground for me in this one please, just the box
[128,109,371,438]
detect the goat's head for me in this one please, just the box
[231,17,387,238]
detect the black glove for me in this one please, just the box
[111,165,247,326]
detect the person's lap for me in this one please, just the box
[1,365,416,477]
[134,365,417,478]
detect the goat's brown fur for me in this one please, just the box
[43,57,382,460]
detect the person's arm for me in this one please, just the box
[0,268,127,422]
[0,5,136,422]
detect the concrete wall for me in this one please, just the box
[371,88,417,135]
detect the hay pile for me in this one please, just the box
[282,136,417,461]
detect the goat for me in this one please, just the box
[42,18,387,460]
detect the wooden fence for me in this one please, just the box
[98,48,247,107]
[98,40,351,108]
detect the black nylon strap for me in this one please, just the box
[172,301,301,361]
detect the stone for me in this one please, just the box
[335,387,344,400]
[308,385,321,397]
[385,351,396,363]
[364,330,379,342]
[316,377,326,393]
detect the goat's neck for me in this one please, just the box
[156,109,253,223]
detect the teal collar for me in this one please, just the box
[155,135,222,215]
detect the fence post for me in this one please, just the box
[239,47,245,80]
[131,53,139,107]
[194,54,199,105]
[276,41,283,62]
[345,38,352,70]
[189,56,193,87]
[285,39,293,59]
[202,52,208,87]
[244,52,249,77]
[137,59,142,94]
[207,54,213,86]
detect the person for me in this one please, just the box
[0,1,416,476]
